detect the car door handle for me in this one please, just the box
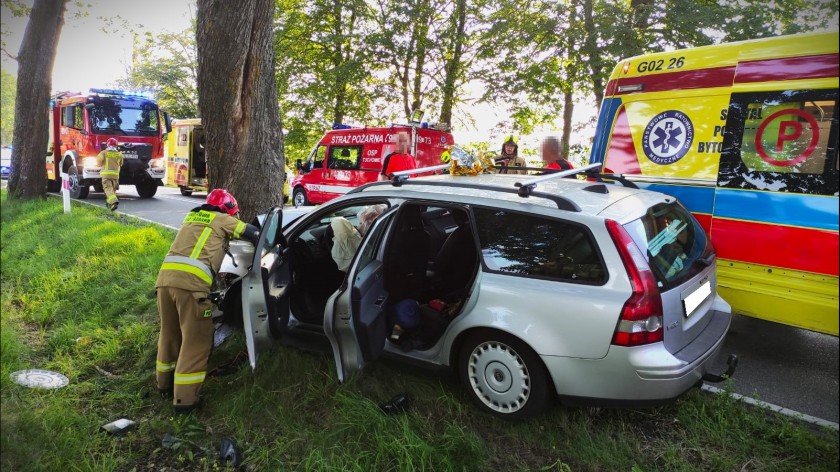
[375,296,385,306]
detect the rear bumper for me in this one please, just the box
[542,309,733,402]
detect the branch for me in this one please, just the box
[1,46,18,61]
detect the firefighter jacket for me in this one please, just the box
[97,149,123,179]
[156,206,259,294]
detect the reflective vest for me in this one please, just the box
[99,149,123,178]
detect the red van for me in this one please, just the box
[290,124,454,206]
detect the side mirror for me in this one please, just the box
[163,112,172,133]
[295,159,302,171]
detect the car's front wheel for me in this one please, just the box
[458,331,551,419]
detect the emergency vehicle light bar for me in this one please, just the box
[88,88,154,99]
[515,163,602,197]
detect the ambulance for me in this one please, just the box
[589,31,839,335]
[290,123,454,206]
[165,118,292,201]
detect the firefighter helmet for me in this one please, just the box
[503,134,518,146]
[106,138,118,149]
[206,189,240,217]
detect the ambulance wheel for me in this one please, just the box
[180,186,193,196]
[67,165,88,199]
[293,187,308,207]
[136,181,158,198]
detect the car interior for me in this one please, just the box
[284,201,480,351]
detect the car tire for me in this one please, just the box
[136,180,158,198]
[180,186,193,196]
[67,165,89,199]
[293,187,308,208]
[458,331,551,420]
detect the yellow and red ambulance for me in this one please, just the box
[290,123,454,206]
[589,31,838,336]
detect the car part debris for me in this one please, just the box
[10,369,69,389]
[101,418,136,435]
[219,437,243,467]
[379,392,410,415]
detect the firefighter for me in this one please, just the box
[496,134,526,175]
[98,138,123,211]
[155,189,259,414]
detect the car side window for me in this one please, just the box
[472,207,606,284]
[312,145,326,169]
[328,146,362,170]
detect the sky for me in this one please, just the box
[0,0,592,149]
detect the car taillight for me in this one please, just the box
[606,219,663,346]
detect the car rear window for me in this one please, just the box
[472,207,607,284]
[622,202,712,290]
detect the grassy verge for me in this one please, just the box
[1,191,837,472]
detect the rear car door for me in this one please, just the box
[242,206,290,370]
[324,205,397,382]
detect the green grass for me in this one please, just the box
[1,190,838,471]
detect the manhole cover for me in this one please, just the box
[10,369,69,389]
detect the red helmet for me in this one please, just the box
[206,188,239,217]
[106,138,118,149]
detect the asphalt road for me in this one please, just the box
[25,183,840,426]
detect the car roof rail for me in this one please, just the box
[350,164,583,212]
[514,163,602,196]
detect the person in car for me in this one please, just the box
[541,136,574,171]
[496,134,526,175]
[154,189,259,414]
[356,204,387,236]
[379,132,416,181]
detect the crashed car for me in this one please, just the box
[215,162,737,419]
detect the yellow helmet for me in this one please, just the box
[503,134,518,146]
[440,150,451,163]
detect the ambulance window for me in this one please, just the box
[329,146,362,170]
[718,89,839,196]
[312,145,326,169]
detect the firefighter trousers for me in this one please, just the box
[156,286,215,408]
[102,177,119,207]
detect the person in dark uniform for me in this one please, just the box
[155,188,259,413]
[97,137,123,211]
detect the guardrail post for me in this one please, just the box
[60,172,70,214]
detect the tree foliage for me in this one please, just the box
[1,68,15,144]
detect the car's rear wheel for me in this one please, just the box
[458,331,551,419]
[293,187,308,207]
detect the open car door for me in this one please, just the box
[324,205,397,382]
[242,206,290,370]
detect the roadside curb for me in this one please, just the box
[702,384,839,431]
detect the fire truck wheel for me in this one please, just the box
[180,186,193,196]
[136,181,158,198]
[67,165,89,199]
[293,187,308,208]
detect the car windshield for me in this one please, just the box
[89,98,160,136]
[622,202,712,290]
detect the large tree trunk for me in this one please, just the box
[7,0,68,200]
[583,0,604,111]
[438,0,467,128]
[197,0,284,222]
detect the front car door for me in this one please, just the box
[242,206,290,369]
[324,204,398,382]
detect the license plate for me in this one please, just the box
[122,151,138,159]
[683,280,711,318]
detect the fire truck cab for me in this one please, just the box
[291,123,454,206]
[46,88,172,199]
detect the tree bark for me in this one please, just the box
[196,0,284,222]
[7,0,68,200]
[438,0,467,127]
[583,0,604,111]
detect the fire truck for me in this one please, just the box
[46,88,172,199]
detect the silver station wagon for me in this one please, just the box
[216,164,737,419]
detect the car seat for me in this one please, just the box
[384,205,430,301]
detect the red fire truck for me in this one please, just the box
[290,123,454,206]
[46,88,172,199]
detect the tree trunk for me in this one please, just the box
[7,0,68,200]
[562,91,574,160]
[196,0,284,222]
[438,0,467,128]
[583,0,604,111]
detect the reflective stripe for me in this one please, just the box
[101,170,119,177]
[233,221,245,239]
[161,256,214,285]
[174,371,206,385]
[106,195,118,204]
[183,211,216,225]
[190,227,212,259]
[156,360,176,372]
